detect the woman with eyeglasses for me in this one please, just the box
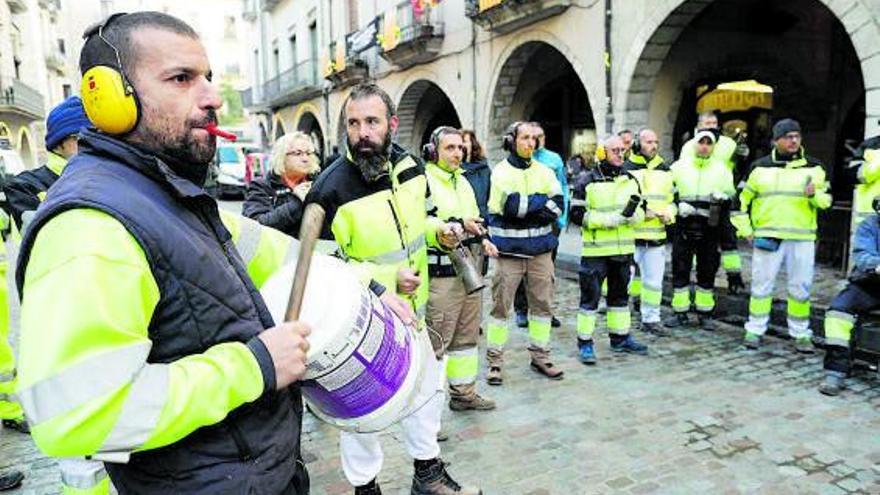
[242,131,320,236]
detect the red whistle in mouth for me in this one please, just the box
[204,123,237,141]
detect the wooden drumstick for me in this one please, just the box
[285,203,326,322]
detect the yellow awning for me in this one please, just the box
[697,80,773,113]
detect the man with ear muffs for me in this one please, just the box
[13,11,313,494]
[485,121,565,385]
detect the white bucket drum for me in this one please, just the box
[260,254,434,433]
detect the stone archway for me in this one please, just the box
[296,111,325,162]
[395,80,462,154]
[617,0,880,138]
[485,39,596,162]
[273,116,286,141]
[17,127,34,170]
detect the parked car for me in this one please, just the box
[214,142,260,198]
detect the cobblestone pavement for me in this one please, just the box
[3,273,878,495]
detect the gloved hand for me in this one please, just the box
[727,272,746,296]
[604,213,625,228]
[678,202,697,218]
[711,191,729,202]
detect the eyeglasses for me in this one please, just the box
[607,147,625,153]
[287,150,316,157]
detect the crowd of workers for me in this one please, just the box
[0,9,878,495]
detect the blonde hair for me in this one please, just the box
[270,131,320,177]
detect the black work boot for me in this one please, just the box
[355,478,382,495]
[0,470,23,491]
[412,458,481,494]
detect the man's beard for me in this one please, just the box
[349,132,392,182]
[131,110,218,180]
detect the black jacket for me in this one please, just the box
[242,172,305,236]
[462,159,490,220]
[3,164,59,231]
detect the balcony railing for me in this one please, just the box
[0,79,46,119]
[379,4,445,69]
[261,59,321,108]
[45,51,66,73]
[465,0,572,34]
[324,39,370,89]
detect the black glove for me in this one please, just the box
[727,272,746,296]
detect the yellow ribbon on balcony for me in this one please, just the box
[378,8,401,52]
[334,37,347,72]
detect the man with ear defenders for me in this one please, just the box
[422,126,498,412]
[14,12,315,494]
[570,135,648,364]
[485,121,565,384]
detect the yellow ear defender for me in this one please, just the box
[81,13,139,135]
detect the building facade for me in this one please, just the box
[243,0,880,265]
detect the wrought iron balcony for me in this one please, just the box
[262,0,281,11]
[0,78,45,119]
[324,47,369,90]
[465,0,572,34]
[262,59,322,109]
[379,9,445,69]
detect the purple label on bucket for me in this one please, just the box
[302,297,412,419]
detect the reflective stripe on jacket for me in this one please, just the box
[625,153,675,241]
[580,163,643,257]
[307,144,437,319]
[487,154,562,256]
[425,162,480,277]
[740,148,831,241]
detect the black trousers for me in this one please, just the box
[671,221,721,292]
[824,282,880,374]
[515,224,560,314]
[578,256,631,311]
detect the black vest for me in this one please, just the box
[17,131,308,494]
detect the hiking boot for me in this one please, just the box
[818,371,845,396]
[530,359,564,380]
[666,312,690,328]
[449,394,496,411]
[2,418,29,435]
[578,340,597,365]
[610,335,648,355]
[355,478,382,495]
[551,316,561,328]
[412,458,481,495]
[0,471,23,492]
[515,312,528,328]
[743,332,762,350]
[795,336,815,354]
[642,322,669,337]
[486,367,503,386]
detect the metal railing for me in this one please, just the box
[262,59,318,103]
[0,79,46,118]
